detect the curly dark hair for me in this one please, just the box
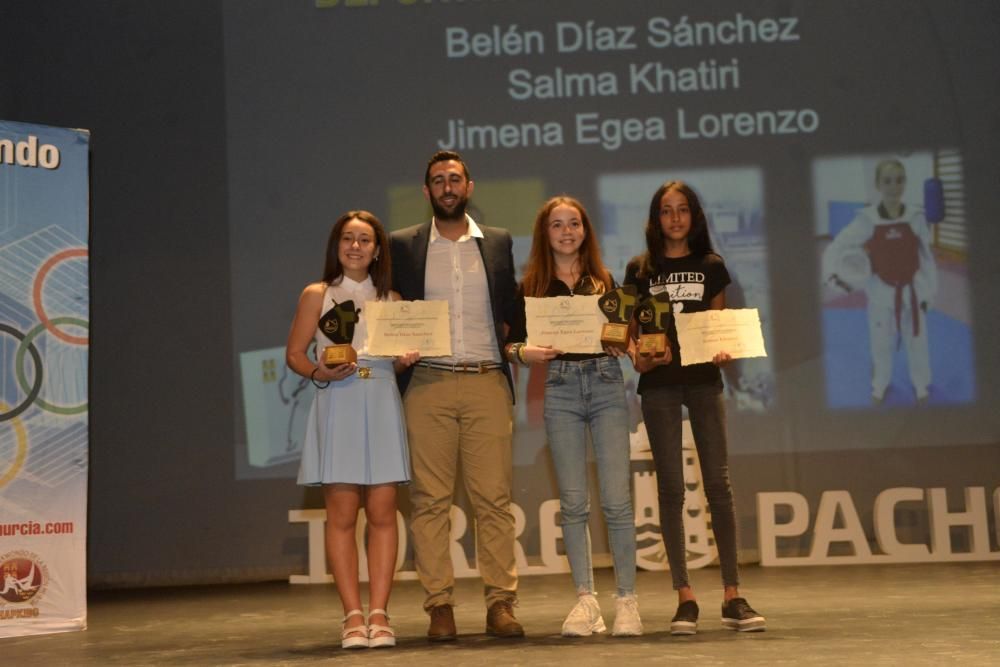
[424,150,471,187]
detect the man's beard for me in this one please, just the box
[430,194,468,222]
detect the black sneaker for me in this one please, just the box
[721,597,766,632]
[670,600,699,635]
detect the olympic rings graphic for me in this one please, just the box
[15,317,89,416]
[32,248,89,345]
[0,404,28,488]
[0,324,44,422]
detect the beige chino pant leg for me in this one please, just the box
[455,370,517,608]
[404,367,461,611]
[404,367,517,611]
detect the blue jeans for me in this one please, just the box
[544,356,636,596]
[640,380,740,590]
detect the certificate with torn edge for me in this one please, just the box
[364,300,452,357]
[674,307,767,366]
[525,294,604,354]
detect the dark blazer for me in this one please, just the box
[390,220,519,400]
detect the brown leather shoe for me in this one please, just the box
[486,600,525,638]
[427,604,457,642]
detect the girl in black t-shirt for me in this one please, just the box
[624,181,766,635]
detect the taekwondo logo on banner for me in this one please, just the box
[0,120,90,637]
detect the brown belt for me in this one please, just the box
[416,360,504,374]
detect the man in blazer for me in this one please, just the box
[390,150,523,641]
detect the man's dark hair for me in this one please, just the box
[424,150,471,187]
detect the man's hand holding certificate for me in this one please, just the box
[674,307,767,366]
[364,300,452,357]
[525,295,604,354]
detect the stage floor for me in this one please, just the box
[5,563,999,665]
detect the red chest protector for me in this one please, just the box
[865,222,921,336]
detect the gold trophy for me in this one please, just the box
[318,300,359,367]
[635,293,672,357]
[598,285,638,351]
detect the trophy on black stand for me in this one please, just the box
[635,293,672,357]
[318,300,359,367]
[597,285,638,352]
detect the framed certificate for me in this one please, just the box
[674,308,767,366]
[364,300,452,357]
[525,294,604,354]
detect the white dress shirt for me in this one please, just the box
[424,216,500,364]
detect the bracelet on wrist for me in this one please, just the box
[504,343,517,364]
[516,343,528,366]
[310,367,331,389]
[506,342,524,365]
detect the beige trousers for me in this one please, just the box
[403,366,517,610]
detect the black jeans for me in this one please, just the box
[640,380,740,589]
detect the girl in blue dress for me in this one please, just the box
[287,210,419,649]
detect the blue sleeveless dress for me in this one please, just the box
[297,277,410,485]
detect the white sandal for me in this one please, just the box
[367,608,396,648]
[341,609,369,649]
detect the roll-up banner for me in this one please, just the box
[0,120,90,637]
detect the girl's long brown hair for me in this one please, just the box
[321,210,392,299]
[637,180,714,279]
[521,196,612,298]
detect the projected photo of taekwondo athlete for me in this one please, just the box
[815,151,974,409]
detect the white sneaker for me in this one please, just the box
[561,593,606,637]
[611,593,643,637]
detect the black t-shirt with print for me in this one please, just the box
[623,253,731,393]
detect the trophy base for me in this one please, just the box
[600,322,630,351]
[638,333,667,356]
[323,344,357,367]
